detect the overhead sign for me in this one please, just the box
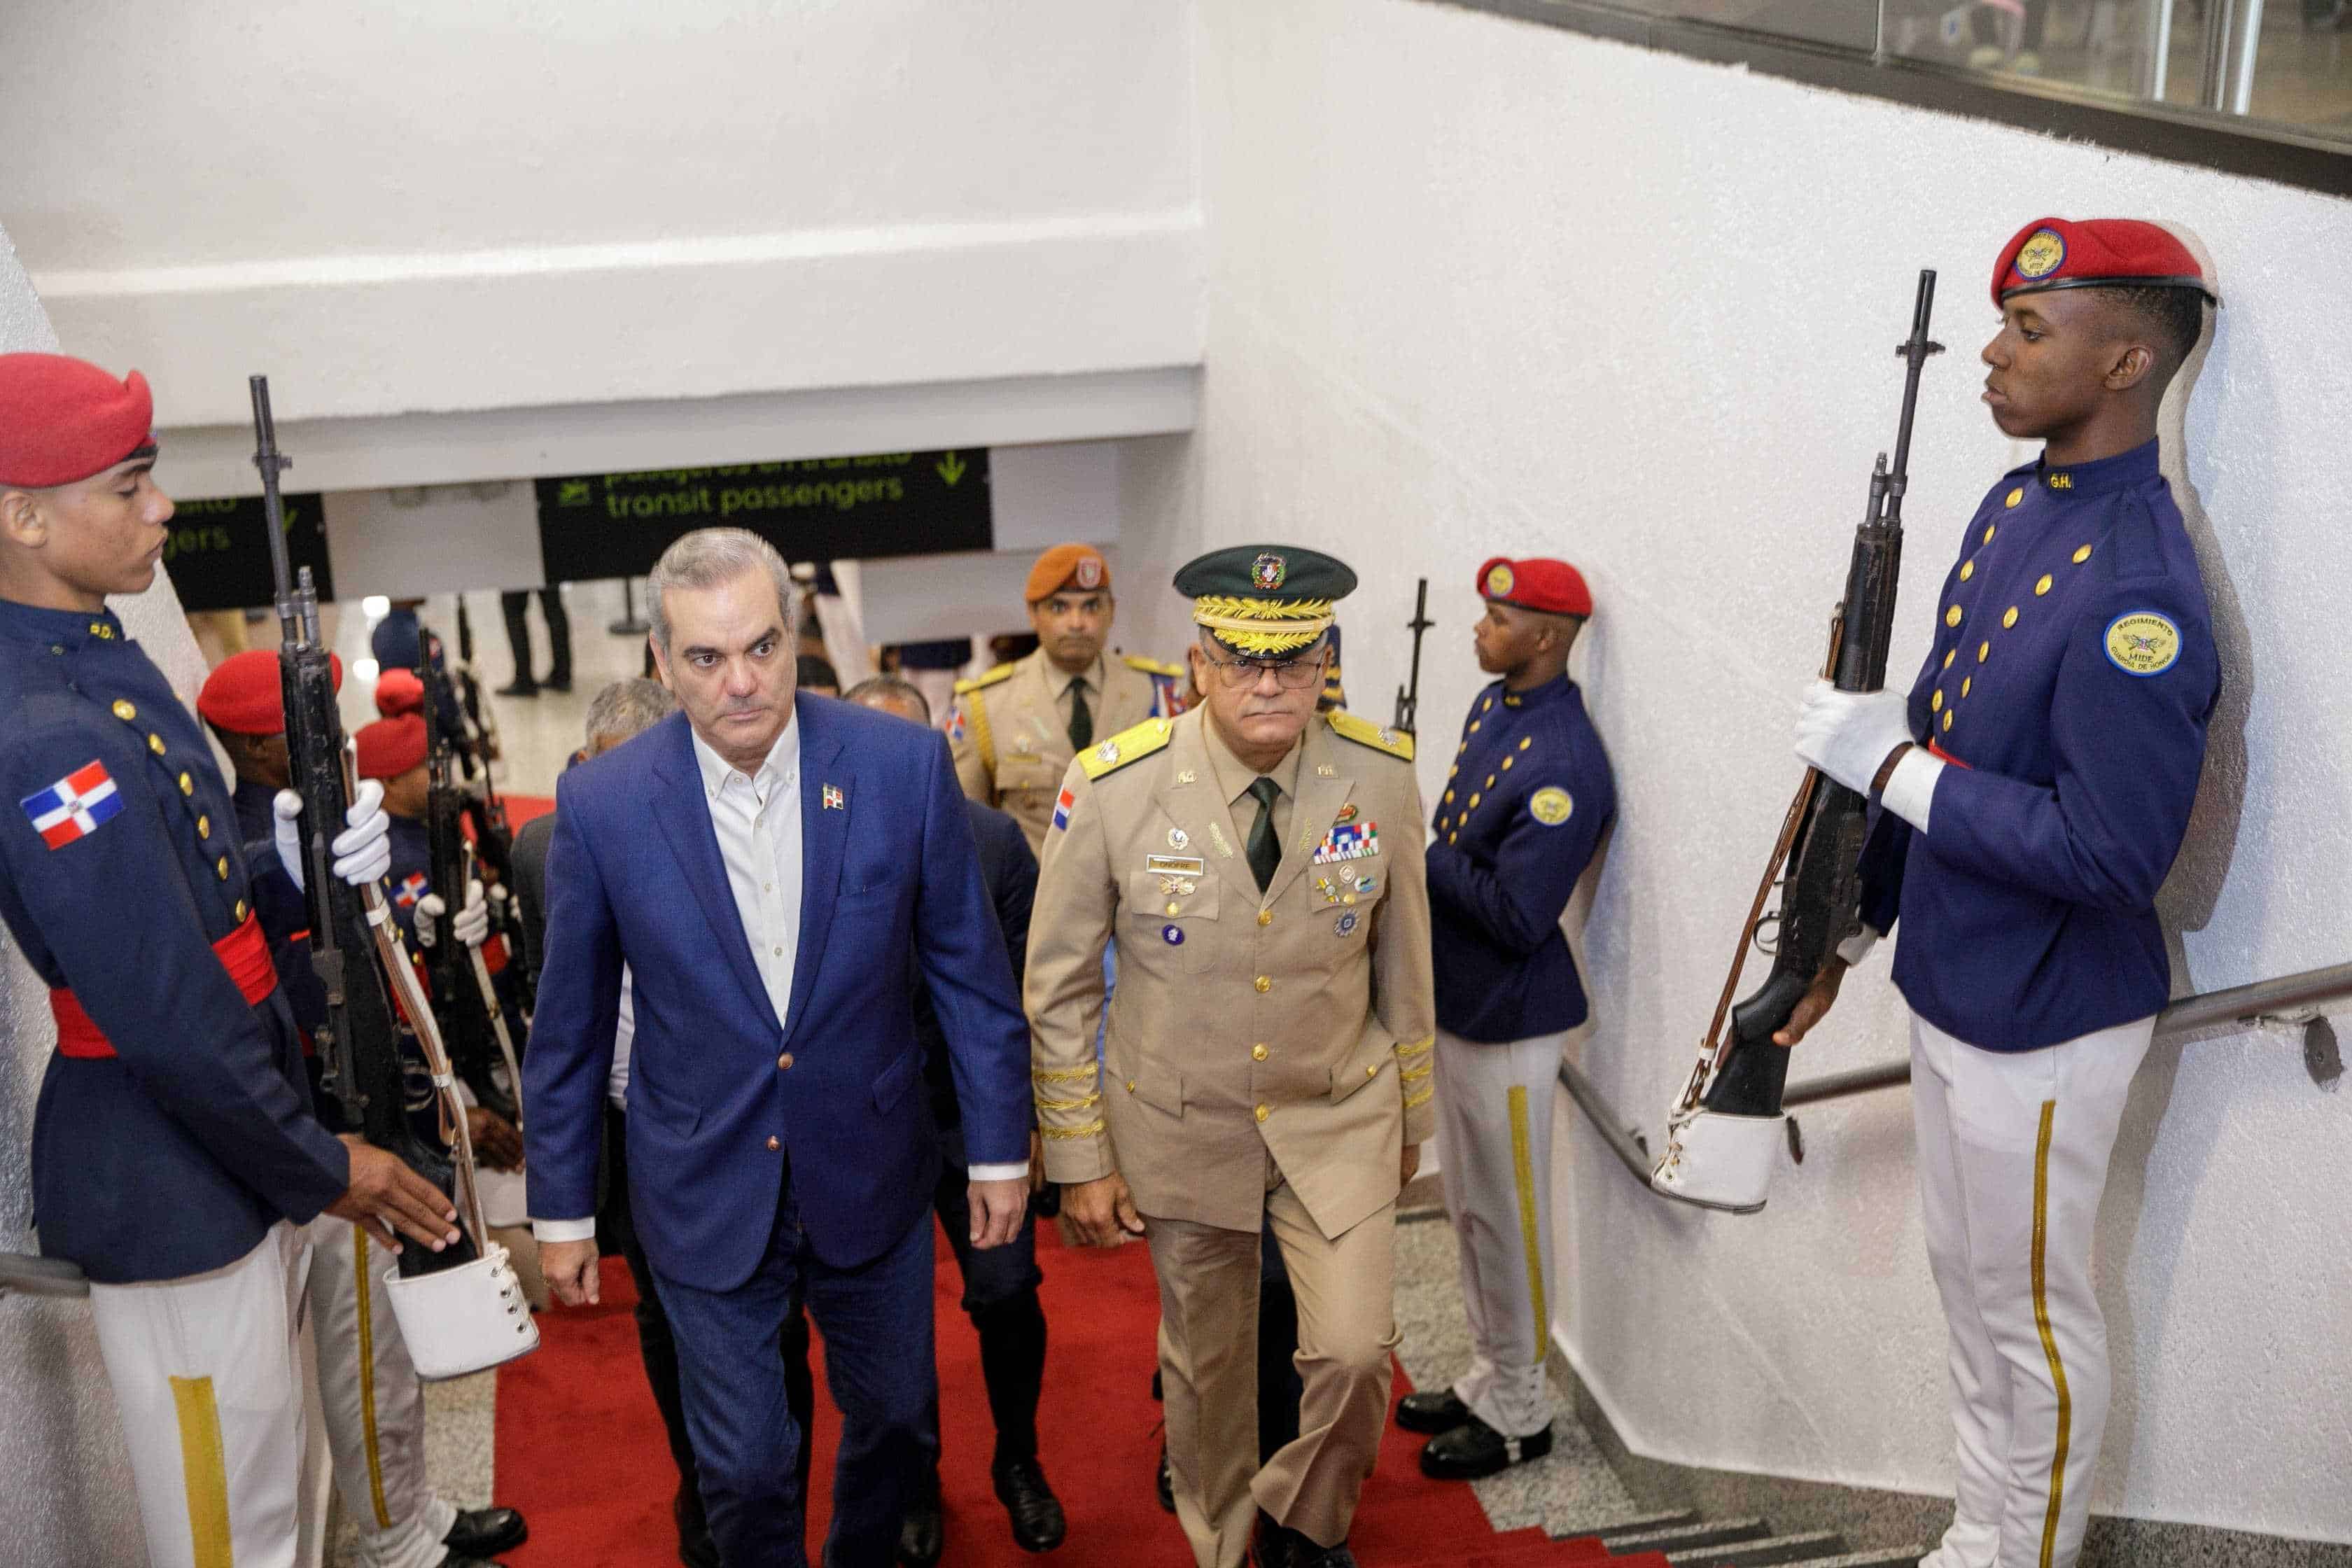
[533,449,992,582]
[163,493,335,612]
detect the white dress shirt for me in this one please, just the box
[534,709,1018,1241]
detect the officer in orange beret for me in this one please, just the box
[1776,218,2218,1568]
[0,354,452,1568]
[948,543,1186,853]
[1394,556,1616,1480]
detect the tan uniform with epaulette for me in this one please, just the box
[1026,705,1435,1568]
[950,647,1184,855]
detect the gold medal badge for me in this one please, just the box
[2014,228,2067,280]
[1485,562,1516,598]
[2104,611,2182,676]
[1530,786,1574,826]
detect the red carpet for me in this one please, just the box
[493,1222,1660,1566]
[502,793,554,828]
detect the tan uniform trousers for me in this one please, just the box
[1145,1154,1399,1568]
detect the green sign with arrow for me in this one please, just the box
[533,449,992,582]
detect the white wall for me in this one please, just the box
[3,0,1203,430]
[0,222,219,1568]
[1145,0,2352,1540]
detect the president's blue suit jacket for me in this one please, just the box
[523,699,1031,1292]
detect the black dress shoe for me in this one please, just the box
[1394,1389,1470,1434]
[992,1455,1067,1551]
[1418,1414,1554,1480]
[495,678,540,699]
[444,1506,527,1557]
[1155,1442,1175,1513]
[897,1468,945,1567]
[675,1480,720,1568]
[545,672,573,694]
[438,1556,507,1567]
[1254,1516,1357,1568]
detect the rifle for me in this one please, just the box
[418,632,524,1127]
[253,377,484,1274]
[416,627,530,1011]
[1650,272,1944,1214]
[1393,578,1433,736]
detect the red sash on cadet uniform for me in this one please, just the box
[50,914,279,1059]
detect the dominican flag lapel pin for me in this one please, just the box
[822,784,846,811]
[394,871,428,908]
[21,760,124,850]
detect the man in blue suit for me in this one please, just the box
[524,527,1032,1568]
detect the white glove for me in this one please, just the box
[1793,681,1914,799]
[274,781,394,891]
[416,879,489,949]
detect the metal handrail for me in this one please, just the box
[1562,957,2352,1193]
[0,1251,89,1300]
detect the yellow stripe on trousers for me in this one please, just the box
[169,1375,235,1568]
[354,1226,394,1527]
[2032,1100,2073,1568]
[1506,1086,1548,1365]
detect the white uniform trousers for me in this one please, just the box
[88,1222,313,1568]
[1432,1028,1564,1438]
[1910,1009,2153,1568]
[303,1216,458,1568]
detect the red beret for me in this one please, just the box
[373,667,425,718]
[197,649,342,736]
[1026,544,1110,603]
[0,354,156,489]
[355,715,427,781]
[1992,218,2212,307]
[1478,556,1592,618]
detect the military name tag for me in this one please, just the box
[1147,854,1206,876]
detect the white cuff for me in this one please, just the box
[967,1162,1028,1183]
[532,1217,596,1244]
[1879,746,1945,834]
[1836,926,1882,967]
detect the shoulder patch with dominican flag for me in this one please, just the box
[1051,785,1076,832]
[394,871,429,908]
[946,706,967,744]
[21,761,125,850]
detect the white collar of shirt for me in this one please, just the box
[690,710,802,803]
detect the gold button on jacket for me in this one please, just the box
[1024,707,1436,1240]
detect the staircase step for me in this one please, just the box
[1555,1509,1701,1542]
[1663,1530,1851,1566]
[1378,1536,1616,1567]
[1767,1552,1929,1567]
[1604,1518,1774,1555]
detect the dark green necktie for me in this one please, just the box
[1245,776,1282,893]
[1068,678,1093,751]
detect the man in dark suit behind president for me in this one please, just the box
[846,676,1065,1562]
[524,528,1032,1568]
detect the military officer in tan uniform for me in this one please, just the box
[950,542,1185,852]
[1026,545,1435,1568]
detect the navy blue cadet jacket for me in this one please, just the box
[1858,440,2218,1051]
[1427,675,1617,1043]
[0,602,348,1283]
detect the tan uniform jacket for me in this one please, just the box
[951,648,1183,853]
[1026,707,1436,1239]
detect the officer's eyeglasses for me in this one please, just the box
[1200,650,1325,690]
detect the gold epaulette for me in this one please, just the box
[1121,653,1185,679]
[953,664,1016,696]
[1078,716,1175,780]
[1325,708,1415,761]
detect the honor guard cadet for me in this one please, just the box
[357,713,438,944]
[199,654,526,1568]
[0,353,449,1568]
[949,542,1186,853]
[1395,556,1615,1480]
[1785,220,2218,1568]
[1026,545,1436,1568]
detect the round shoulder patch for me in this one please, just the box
[2104,611,2181,677]
[1485,563,1516,598]
[1529,786,1574,826]
[2014,227,2067,281]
